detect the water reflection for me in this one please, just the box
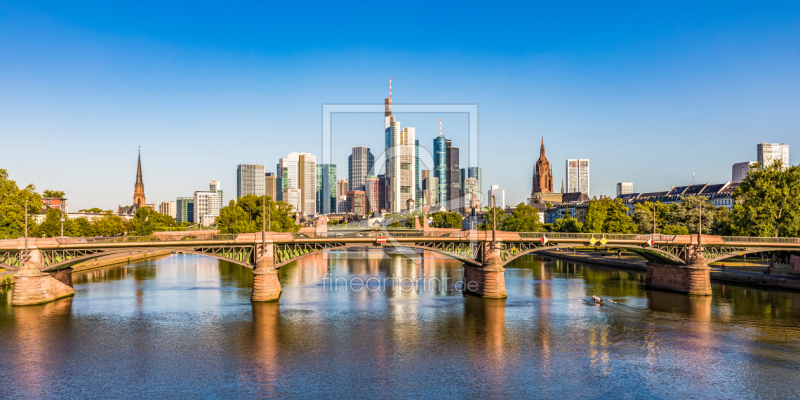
[1,252,800,398]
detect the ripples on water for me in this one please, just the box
[1,251,799,398]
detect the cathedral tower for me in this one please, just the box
[133,149,146,207]
[532,137,554,195]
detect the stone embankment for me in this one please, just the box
[539,250,800,292]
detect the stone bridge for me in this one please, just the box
[2,229,799,306]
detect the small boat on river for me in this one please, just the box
[591,295,604,305]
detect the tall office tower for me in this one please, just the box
[383,85,416,213]
[348,147,374,191]
[423,176,439,207]
[364,175,380,214]
[446,140,460,211]
[282,188,301,213]
[566,159,590,195]
[487,185,505,209]
[415,139,422,210]
[236,164,265,198]
[159,201,177,219]
[468,167,482,203]
[616,182,633,197]
[463,177,479,209]
[265,172,277,200]
[278,155,298,191]
[316,164,337,215]
[209,180,223,202]
[194,189,222,226]
[732,161,757,183]
[433,119,448,208]
[378,174,387,212]
[337,179,349,201]
[757,143,790,169]
[297,153,317,215]
[346,191,366,215]
[175,197,194,223]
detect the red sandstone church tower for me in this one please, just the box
[133,150,146,207]
[532,137,553,195]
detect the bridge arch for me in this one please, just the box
[497,243,686,267]
[40,246,256,272]
[704,247,793,264]
[273,242,484,268]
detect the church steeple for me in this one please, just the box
[133,148,146,208]
[540,136,545,157]
[532,137,553,195]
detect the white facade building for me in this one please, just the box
[278,152,316,215]
[236,164,265,198]
[194,190,222,226]
[757,143,790,169]
[616,182,633,198]
[283,188,302,213]
[159,201,177,219]
[732,161,756,183]
[487,185,505,209]
[566,159,590,195]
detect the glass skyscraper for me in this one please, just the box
[433,135,448,207]
[316,164,337,215]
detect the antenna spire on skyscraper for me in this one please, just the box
[439,118,442,136]
[389,79,392,100]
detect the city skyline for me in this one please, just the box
[3,3,800,210]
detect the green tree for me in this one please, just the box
[430,211,463,229]
[552,216,583,233]
[631,201,671,234]
[79,207,106,213]
[499,202,543,232]
[582,198,636,233]
[130,207,176,236]
[479,207,505,230]
[216,195,299,234]
[42,190,65,198]
[0,169,42,239]
[730,162,800,237]
[93,214,126,236]
[660,225,689,235]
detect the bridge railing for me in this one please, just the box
[720,236,800,244]
[515,232,670,241]
[293,231,454,239]
[55,233,239,245]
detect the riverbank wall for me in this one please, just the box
[539,250,800,292]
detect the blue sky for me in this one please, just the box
[1,1,799,210]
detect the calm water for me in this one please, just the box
[1,251,800,399]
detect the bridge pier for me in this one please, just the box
[463,246,507,298]
[646,247,711,296]
[12,249,75,306]
[252,243,281,302]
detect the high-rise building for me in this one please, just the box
[415,139,422,210]
[383,89,416,213]
[468,167,482,205]
[298,153,316,215]
[133,150,146,208]
[209,179,223,200]
[463,177,479,210]
[732,161,756,183]
[423,176,439,207]
[346,190,366,215]
[236,164,265,198]
[364,176,380,214]
[487,185,505,209]
[265,172,277,200]
[348,147,374,191]
[616,182,633,198]
[337,179,349,201]
[433,126,448,208]
[566,159,590,195]
[447,140,460,211]
[378,174,387,212]
[316,164,337,215]
[757,143,790,169]
[283,188,302,213]
[159,201,177,219]
[194,188,222,226]
[175,197,194,223]
[532,138,554,195]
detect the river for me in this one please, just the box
[1,250,799,398]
